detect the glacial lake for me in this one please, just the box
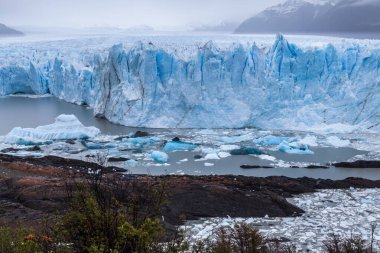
[0,96,379,180]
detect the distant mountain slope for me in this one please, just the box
[235,0,380,34]
[0,23,23,36]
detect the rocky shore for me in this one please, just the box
[0,154,379,229]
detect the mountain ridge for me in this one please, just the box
[235,0,380,35]
[0,23,23,37]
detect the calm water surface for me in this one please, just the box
[0,96,378,180]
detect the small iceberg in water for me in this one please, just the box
[4,114,100,145]
[163,141,198,152]
[279,141,314,155]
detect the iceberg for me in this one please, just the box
[278,141,314,155]
[1,35,380,131]
[151,151,169,163]
[163,141,198,152]
[4,114,100,145]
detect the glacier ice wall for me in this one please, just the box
[0,35,379,131]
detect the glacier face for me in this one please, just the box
[0,35,379,131]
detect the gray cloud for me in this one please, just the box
[0,0,284,29]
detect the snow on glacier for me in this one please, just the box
[1,34,380,131]
[4,114,100,145]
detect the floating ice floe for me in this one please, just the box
[4,114,100,145]
[150,150,169,163]
[164,141,198,151]
[198,129,218,135]
[278,141,314,155]
[81,141,116,150]
[298,135,319,147]
[230,147,264,156]
[256,154,277,161]
[326,136,350,148]
[219,134,254,143]
[127,137,160,145]
[253,135,297,146]
[220,145,240,151]
[204,153,220,160]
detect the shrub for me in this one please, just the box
[192,223,269,253]
[59,173,187,253]
[323,234,375,253]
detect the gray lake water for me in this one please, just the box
[0,96,378,180]
[0,96,161,135]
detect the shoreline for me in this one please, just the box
[1,153,380,229]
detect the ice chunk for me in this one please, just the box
[219,134,253,143]
[326,136,350,147]
[220,145,240,151]
[198,129,218,135]
[257,154,277,161]
[163,141,198,151]
[217,152,231,158]
[151,151,169,163]
[81,141,116,150]
[254,135,297,146]
[278,141,314,155]
[299,135,318,147]
[125,137,160,148]
[127,137,160,144]
[204,153,220,160]
[4,114,100,145]
[230,147,264,155]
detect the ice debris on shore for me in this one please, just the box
[4,114,100,145]
[184,188,380,252]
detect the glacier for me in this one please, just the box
[0,34,379,131]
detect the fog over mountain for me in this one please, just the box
[235,0,380,35]
[0,23,23,36]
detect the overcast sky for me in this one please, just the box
[0,0,284,30]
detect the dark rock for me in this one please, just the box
[108,157,130,162]
[114,136,129,141]
[131,131,149,138]
[240,165,274,169]
[172,137,181,142]
[334,160,380,168]
[1,148,21,153]
[26,146,42,152]
[65,140,76,145]
[306,165,329,169]
[194,155,203,160]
